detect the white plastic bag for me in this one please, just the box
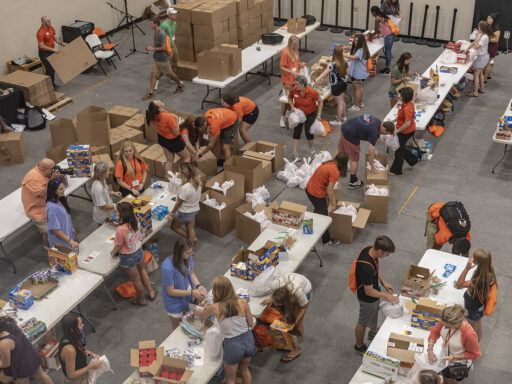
[88,355,113,384]
[167,171,182,194]
[246,185,270,208]
[203,194,226,210]
[380,301,404,319]
[366,159,386,172]
[416,88,438,105]
[381,134,399,151]
[406,353,445,384]
[299,66,311,83]
[366,184,389,196]
[288,109,306,129]
[211,180,234,195]
[440,49,458,65]
[334,202,358,223]
[204,321,223,362]
[251,266,278,297]
[309,119,326,136]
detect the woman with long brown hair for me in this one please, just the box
[114,141,148,197]
[180,116,202,162]
[389,52,412,106]
[197,276,255,384]
[280,35,301,128]
[455,248,498,339]
[465,20,493,97]
[344,34,370,111]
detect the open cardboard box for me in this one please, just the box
[241,141,284,172]
[223,155,265,192]
[230,248,256,281]
[271,201,306,229]
[205,170,245,204]
[401,265,433,298]
[130,340,165,378]
[153,356,193,383]
[172,147,217,177]
[196,190,237,237]
[242,150,272,183]
[365,153,389,186]
[329,201,371,243]
[235,202,276,244]
[387,332,425,368]
[364,181,390,224]
[108,105,140,128]
[287,17,306,34]
[74,106,111,146]
[50,118,77,147]
[406,298,447,330]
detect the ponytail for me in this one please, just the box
[145,101,160,125]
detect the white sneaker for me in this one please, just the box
[360,103,365,108]
[348,106,360,112]
[280,116,286,128]
[329,120,342,126]
[341,117,348,122]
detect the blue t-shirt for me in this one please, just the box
[348,48,369,80]
[46,201,75,248]
[153,30,168,62]
[341,114,382,146]
[161,256,195,314]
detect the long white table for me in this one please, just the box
[349,249,474,384]
[491,99,512,173]
[0,160,90,273]
[383,48,475,131]
[192,22,320,108]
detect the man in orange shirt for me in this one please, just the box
[196,108,238,161]
[21,158,60,246]
[36,16,65,88]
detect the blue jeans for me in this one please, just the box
[384,34,394,69]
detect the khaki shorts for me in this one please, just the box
[425,214,441,250]
[170,46,178,67]
[32,218,48,234]
[152,60,173,77]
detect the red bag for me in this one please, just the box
[115,282,137,298]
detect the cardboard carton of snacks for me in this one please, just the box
[48,244,78,274]
[401,265,433,299]
[329,201,371,243]
[271,201,306,228]
[387,332,425,368]
[287,18,306,34]
[362,350,400,381]
[269,320,296,351]
[130,340,165,378]
[406,298,446,330]
[230,248,256,281]
[247,240,279,273]
[152,356,194,383]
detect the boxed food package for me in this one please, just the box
[364,182,390,224]
[269,320,296,351]
[120,195,154,236]
[329,201,371,243]
[387,332,425,368]
[271,201,306,228]
[130,340,165,378]
[406,298,447,330]
[0,70,56,106]
[196,190,237,237]
[242,151,272,183]
[153,356,194,383]
[8,287,34,310]
[48,244,78,273]
[74,106,111,146]
[39,339,61,370]
[123,113,146,132]
[365,154,389,186]
[205,170,245,203]
[287,18,306,34]
[241,141,284,172]
[197,50,231,81]
[0,132,26,165]
[224,155,265,192]
[457,52,469,64]
[108,105,139,128]
[247,240,279,273]
[210,44,242,76]
[362,350,400,381]
[234,202,274,244]
[49,118,77,147]
[66,144,92,178]
[230,248,256,280]
[401,265,433,298]
[20,317,47,342]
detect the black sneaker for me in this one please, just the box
[353,344,368,355]
[348,180,363,190]
[379,68,390,75]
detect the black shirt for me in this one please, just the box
[341,114,381,146]
[59,340,88,378]
[356,246,380,303]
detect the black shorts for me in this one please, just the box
[219,121,239,145]
[242,106,259,125]
[158,134,186,153]
[331,82,347,96]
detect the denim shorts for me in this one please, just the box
[119,248,143,269]
[389,91,398,99]
[306,289,313,302]
[222,331,256,365]
[175,210,199,223]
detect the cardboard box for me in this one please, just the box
[46,144,67,163]
[193,21,229,40]
[141,144,164,177]
[230,248,256,280]
[365,153,389,186]
[234,202,273,244]
[205,170,245,203]
[237,10,249,26]
[241,141,283,171]
[118,125,144,144]
[362,350,400,382]
[49,118,77,147]
[110,128,126,156]
[235,0,248,11]
[401,265,433,298]
[108,105,139,128]
[176,35,194,51]
[224,155,265,192]
[123,113,146,132]
[406,298,447,330]
[74,106,111,146]
[48,244,78,273]
[175,0,208,23]
[228,15,238,30]
[248,1,262,17]
[196,147,217,176]
[176,22,193,37]
[197,50,231,81]
[176,61,198,81]
[191,2,237,26]
[287,18,306,34]
[237,26,252,40]
[152,356,194,383]
[242,150,272,183]
[130,340,165,378]
[145,121,158,143]
[195,35,230,53]
[238,31,260,48]
[0,132,26,165]
[364,182,390,224]
[249,15,261,34]
[247,240,279,273]
[0,70,56,107]
[329,201,371,243]
[47,37,97,84]
[271,201,306,228]
[258,0,274,12]
[211,44,242,76]
[387,333,425,367]
[90,145,110,157]
[196,190,237,237]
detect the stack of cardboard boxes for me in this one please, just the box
[0,70,56,107]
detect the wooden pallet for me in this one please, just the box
[45,92,73,112]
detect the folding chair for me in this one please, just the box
[93,27,121,61]
[85,34,117,76]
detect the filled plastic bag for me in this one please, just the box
[203,321,223,362]
[310,119,326,136]
[243,211,272,230]
[251,266,278,297]
[440,49,458,65]
[366,159,387,172]
[203,194,226,210]
[88,355,113,384]
[406,353,445,384]
[288,109,306,129]
[211,179,234,196]
[381,134,400,151]
[366,184,389,196]
[416,88,438,105]
[334,202,357,223]
[246,186,270,208]
[380,301,404,319]
[167,171,182,194]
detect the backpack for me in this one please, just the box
[387,19,400,36]
[439,201,471,239]
[165,35,173,55]
[25,106,47,131]
[483,283,497,316]
[348,259,377,293]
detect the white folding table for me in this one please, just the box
[491,99,512,173]
[348,249,474,384]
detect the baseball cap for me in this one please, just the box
[167,7,178,15]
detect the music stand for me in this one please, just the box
[107,0,148,58]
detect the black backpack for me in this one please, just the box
[260,33,284,45]
[440,201,471,238]
[25,106,47,131]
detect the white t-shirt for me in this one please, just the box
[177,182,201,213]
[91,180,114,224]
[475,33,489,57]
[270,273,312,307]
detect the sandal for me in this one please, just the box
[147,290,158,302]
[131,298,147,306]
[466,92,478,97]
[142,92,154,100]
[478,89,486,94]
[281,351,301,363]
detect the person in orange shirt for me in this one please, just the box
[306,153,348,246]
[180,116,202,162]
[288,75,323,159]
[196,108,238,161]
[221,93,259,144]
[146,100,190,173]
[280,35,302,128]
[389,87,418,175]
[36,16,65,87]
[21,158,60,246]
[115,141,148,197]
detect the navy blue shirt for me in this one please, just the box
[341,114,381,146]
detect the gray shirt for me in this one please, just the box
[91,180,114,224]
[153,29,168,62]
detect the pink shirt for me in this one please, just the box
[114,223,142,254]
[379,20,392,37]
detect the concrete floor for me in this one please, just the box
[1,22,511,384]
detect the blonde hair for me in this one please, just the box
[117,141,146,178]
[332,45,347,77]
[212,276,240,319]
[92,162,109,187]
[419,370,442,384]
[180,162,201,190]
[287,35,300,62]
[469,249,497,300]
[441,305,467,326]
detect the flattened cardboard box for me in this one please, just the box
[47,37,97,84]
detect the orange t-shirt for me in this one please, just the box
[289,86,319,115]
[231,97,257,120]
[21,166,50,220]
[306,162,340,198]
[397,101,416,135]
[36,25,56,50]
[280,48,300,86]
[115,158,147,188]
[204,108,238,138]
[155,111,179,140]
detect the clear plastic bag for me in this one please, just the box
[406,352,445,384]
[288,109,306,129]
[309,119,326,136]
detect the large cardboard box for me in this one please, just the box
[141,144,164,177]
[287,18,306,34]
[235,0,248,11]
[46,144,67,163]
[145,120,158,144]
[401,265,433,298]
[271,201,306,229]
[387,333,425,367]
[176,35,195,51]
[193,21,229,40]
[123,113,146,132]
[248,1,262,17]
[176,61,199,81]
[211,44,242,76]
[176,22,193,37]
[237,10,250,26]
[0,132,26,165]
[238,31,260,48]
[47,37,97,84]
[197,50,230,81]
[175,0,209,23]
[74,106,111,146]
[196,147,217,176]
[196,190,237,237]
[364,182,390,224]
[249,15,261,34]
[205,170,245,203]
[49,118,77,147]
[118,125,144,144]
[406,298,447,330]
[191,2,237,26]
[365,154,389,186]
[195,36,230,53]
[234,202,274,244]
[224,155,264,192]
[258,0,274,12]
[242,150,272,183]
[241,141,284,172]
[329,201,371,243]
[110,128,126,157]
[90,145,110,157]
[130,340,164,378]
[108,105,139,128]
[152,356,194,383]
[0,70,56,107]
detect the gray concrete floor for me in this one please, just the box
[1,23,511,384]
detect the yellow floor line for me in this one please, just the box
[399,186,418,215]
